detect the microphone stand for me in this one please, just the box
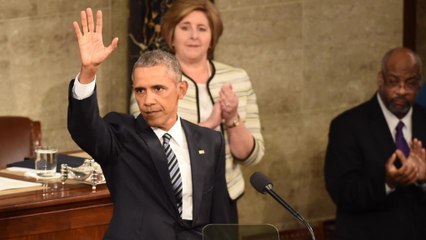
[265,184,316,240]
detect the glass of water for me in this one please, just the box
[35,146,58,178]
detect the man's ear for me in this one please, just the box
[178,80,188,99]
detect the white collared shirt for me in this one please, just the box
[377,93,412,145]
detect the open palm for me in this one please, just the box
[73,8,118,82]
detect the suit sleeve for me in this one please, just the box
[210,131,232,223]
[67,80,119,164]
[324,117,388,212]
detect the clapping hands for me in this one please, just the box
[386,138,426,188]
[200,84,239,129]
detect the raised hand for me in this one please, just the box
[72,8,119,83]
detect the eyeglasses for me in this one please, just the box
[383,75,421,91]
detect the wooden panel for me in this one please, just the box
[0,203,112,239]
[279,227,321,240]
[403,0,417,50]
[6,225,109,240]
[0,171,113,240]
[242,225,323,240]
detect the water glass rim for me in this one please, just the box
[35,146,58,152]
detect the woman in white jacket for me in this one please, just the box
[130,0,264,223]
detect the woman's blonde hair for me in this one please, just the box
[161,0,223,59]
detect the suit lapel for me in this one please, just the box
[412,104,426,141]
[367,96,395,161]
[181,120,205,223]
[135,116,177,214]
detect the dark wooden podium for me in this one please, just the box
[0,171,113,240]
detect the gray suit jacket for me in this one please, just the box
[67,80,230,240]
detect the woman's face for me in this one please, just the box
[173,10,212,62]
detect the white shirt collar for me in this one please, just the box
[376,93,412,141]
[151,117,186,147]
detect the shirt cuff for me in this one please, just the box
[385,183,395,195]
[72,73,96,100]
[415,181,426,191]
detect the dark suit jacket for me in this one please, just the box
[67,81,230,240]
[325,95,426,240]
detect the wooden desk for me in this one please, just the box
[0,171,113,240]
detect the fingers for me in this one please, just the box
[220,84,233,99]
[219,97,230,110]
[86,8,95,33]
[96,10,103,33]
[396,149,418,180]
[410,138,426,181]
[385,153,400,188]
[386,150,419,187]
[74,8,109,48]
[385,152,398,170]
[72,21,82,40]
[388,164,418,186]
[399,160,418,183]
[396,168,418,185]
[411,138,423,157]
[106,37,119,54]
[219,84,238,111]
[80,10,88,33]
[78,8,100,35]
[395,149,407,165]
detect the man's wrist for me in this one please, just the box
[79,65,98,84]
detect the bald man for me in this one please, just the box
[325,47,426,240]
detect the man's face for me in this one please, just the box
[133,65,187,130]
[377,52,421,119]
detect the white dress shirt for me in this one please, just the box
[377,94,412,144]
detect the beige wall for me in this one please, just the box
[214,0,402,229]
[0,0,403,232]
[0,1,129,151]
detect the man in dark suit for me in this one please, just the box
[325,47,426,240]
[67,8,230,239]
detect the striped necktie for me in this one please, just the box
[162,133,183,216]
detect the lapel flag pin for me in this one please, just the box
[198,150,205,155]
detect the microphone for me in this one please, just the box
[250,172,316,240]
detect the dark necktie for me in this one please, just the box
[395,121,410,157]
[162,133,183,216]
